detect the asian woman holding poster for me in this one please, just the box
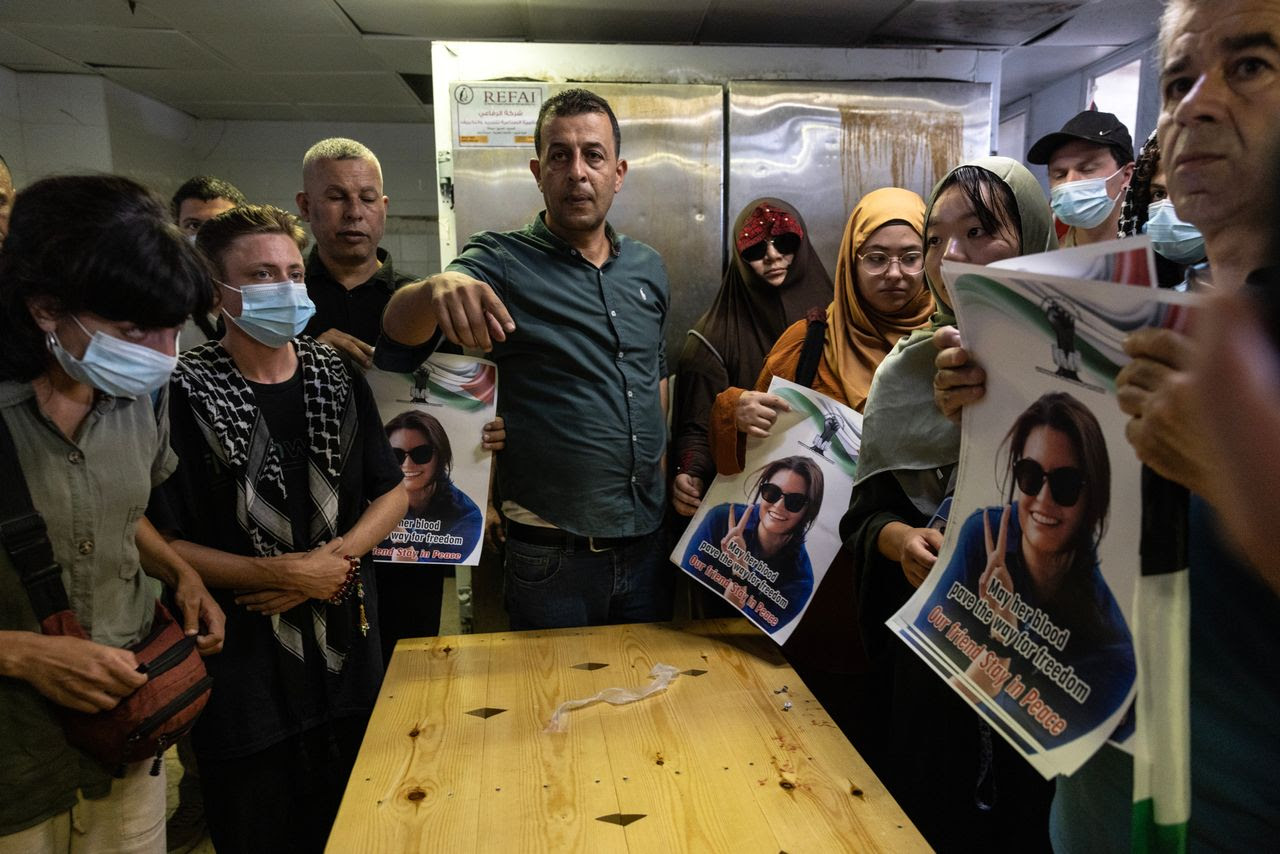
[843,157,1058,846]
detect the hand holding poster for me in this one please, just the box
[671,378,860,644]
[888,261,1197,778]
[365,354,497,567]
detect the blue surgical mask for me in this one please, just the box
[48,316,177,397]
[220,280,315,348]
[1143,200,1205,264]
[1050,167,1126,229]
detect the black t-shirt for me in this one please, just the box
[153,351,404,761]
[246,365,310,549]
[303,246,416,346]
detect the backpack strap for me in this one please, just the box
[0,414,72,620]
[793,307,829,390]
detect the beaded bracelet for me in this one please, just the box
[328,555,370,636]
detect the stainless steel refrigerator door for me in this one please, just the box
[728,80,992,275]
[451,82,724,366]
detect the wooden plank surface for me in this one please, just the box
[329,620,927,853]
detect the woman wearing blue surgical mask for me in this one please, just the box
[1117,130,1207,288]
[0,175,225,850]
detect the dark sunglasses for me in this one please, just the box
[758,481,809,512]
[393,445,435,465]
[741,232,802,262]
[1013,459,1085,507]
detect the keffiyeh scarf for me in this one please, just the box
[174,338,359,674]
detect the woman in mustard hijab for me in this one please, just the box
[700,186,929,756]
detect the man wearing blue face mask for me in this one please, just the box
[1028,110,1135,248]
[152,204,408,852]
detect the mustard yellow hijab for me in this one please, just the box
[823,187,930,411]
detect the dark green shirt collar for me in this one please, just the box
[529,212,622,260]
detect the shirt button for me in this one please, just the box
[609,310,617,317]
[627,390,633,398]
[631,434,638,442]
[630,476,637,483]
[617,351,624,360]
[67,450,84,464]
[77,539,94,556]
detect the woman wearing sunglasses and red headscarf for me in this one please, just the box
[670,199,832,517]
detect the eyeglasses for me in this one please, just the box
[393,445,435,465]
[856,251,925,275]
[758,481,809,512]
[1013,459,1085,507]
[741,232,802,262]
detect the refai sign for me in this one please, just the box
[452,83,546,148]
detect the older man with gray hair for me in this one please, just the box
[296,137,408,369]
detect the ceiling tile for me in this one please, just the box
[0,29,89,72]
[700,0,904,46]
[9,25,230,70]
[170,101,308,121]
[336,0,526,39]
[295,103,431,122]
[527,1,706,43]
[260,71,420,105]
[361,35,432,74]
[139,0,355,34]
[1032,0,1163,46]
[101,68,287,103]
[874,0,1091,47]
[195,32,385,72]
[0,0,168,28]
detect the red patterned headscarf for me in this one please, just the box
[735,203,805,253]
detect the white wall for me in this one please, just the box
[10,73,113,180]
[0,70,440,274]
[104,80,198,199]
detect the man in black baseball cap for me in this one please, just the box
[1028,109,1135,247]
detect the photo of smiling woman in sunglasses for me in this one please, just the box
[915,391,1135,748]
[681,455,824,633]
[379,409,484,563]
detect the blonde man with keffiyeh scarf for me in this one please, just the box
[152,204,407,853]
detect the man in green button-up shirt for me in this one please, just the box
[380,88,674,629]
